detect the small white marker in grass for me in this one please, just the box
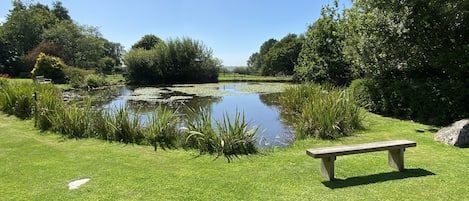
[68,178,90,190]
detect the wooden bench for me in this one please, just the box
[306,140,416,181]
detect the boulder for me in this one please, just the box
[434,119,469,148]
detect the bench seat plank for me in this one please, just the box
[306,140,416,158]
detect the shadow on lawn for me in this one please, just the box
[322,168,435,189]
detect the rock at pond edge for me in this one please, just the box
[434,119,469,148]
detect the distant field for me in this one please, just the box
[218,73,292,82]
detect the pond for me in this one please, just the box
[78,82,295,148]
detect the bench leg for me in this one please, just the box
[388,148,405,171]
[320,156,336,181]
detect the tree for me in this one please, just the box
[20,41,64,73]
[294,2,352,85]
[342,0,468,80]
[131,34,163,50]
[0,1,59,75]
[261,34,303,76]
[247,39,278,73]
[52,1,71,21]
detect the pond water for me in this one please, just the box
[80,82,294,148]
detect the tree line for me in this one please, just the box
[249,0,468,125]
[0,1,124,76]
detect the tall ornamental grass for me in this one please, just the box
[106,107,145,144]
[0,81,35,119]
[33,84,64,130]
[185,108,258,162]
[145,105,180,151]
[280,83,364,139]
[47,102,94,139]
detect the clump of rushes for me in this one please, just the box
[107,106,145,144]
[215,111,258,162]
[145,105,180,151]
[33,84,63,130]
[185,108,258,162]
[184,107,218,154]
[0,81,35,119]
[280,83,364,140]
[48,102,94,139]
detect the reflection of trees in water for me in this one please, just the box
[74,86,129,107]
[258,92,295,128]
[125,95,222,115]
[258,93,281,107]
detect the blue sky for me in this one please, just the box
[0,0,350,66]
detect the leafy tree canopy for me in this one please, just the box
[131,34,163,50]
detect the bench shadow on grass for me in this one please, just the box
[322,168,435,189]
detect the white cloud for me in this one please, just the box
[0,17,5,25]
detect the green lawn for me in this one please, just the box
[218,73,292,82]
[0,112,468,200]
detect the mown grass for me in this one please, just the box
[1,112,468,200]
[218,73,292,82]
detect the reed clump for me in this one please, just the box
[280,83,364,139]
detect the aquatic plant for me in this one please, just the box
[145,105,180,151]
[280,83,364,139]
[185,108,259,162]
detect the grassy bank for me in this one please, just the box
[218,73,292,82]
[1,112,468,200]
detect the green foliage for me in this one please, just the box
[184,107,218,153]
[342,0,468,80]
[185,108,258,162]
[20,41,65,73]
[145,105,180,151]
[125,37,220,84]
[280,83,363,139]
[294,3,352,86]
[107,107,145,144]
[1,80,262,162]
[48,102,94,139]
[31,53,67,83]
[63,66,91,88]
[131,34,163,50]
[0,81,35,119]
[261,34,303,76]
[51,1,71,21]
[349,78,469,126]
[85,74,108,88]
[232,66,250,75]
[98,56,116,73]
[0,1,123,74]
[33,84,62,130]
[247,39,277,72]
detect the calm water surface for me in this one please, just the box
[87,82,294,148]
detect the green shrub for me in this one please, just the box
[124,37,220,84]
[63,66,91,88]
[280,83,364,139]
[349,78,469,126]
[85,74,108,88]
[31,53,67,84]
